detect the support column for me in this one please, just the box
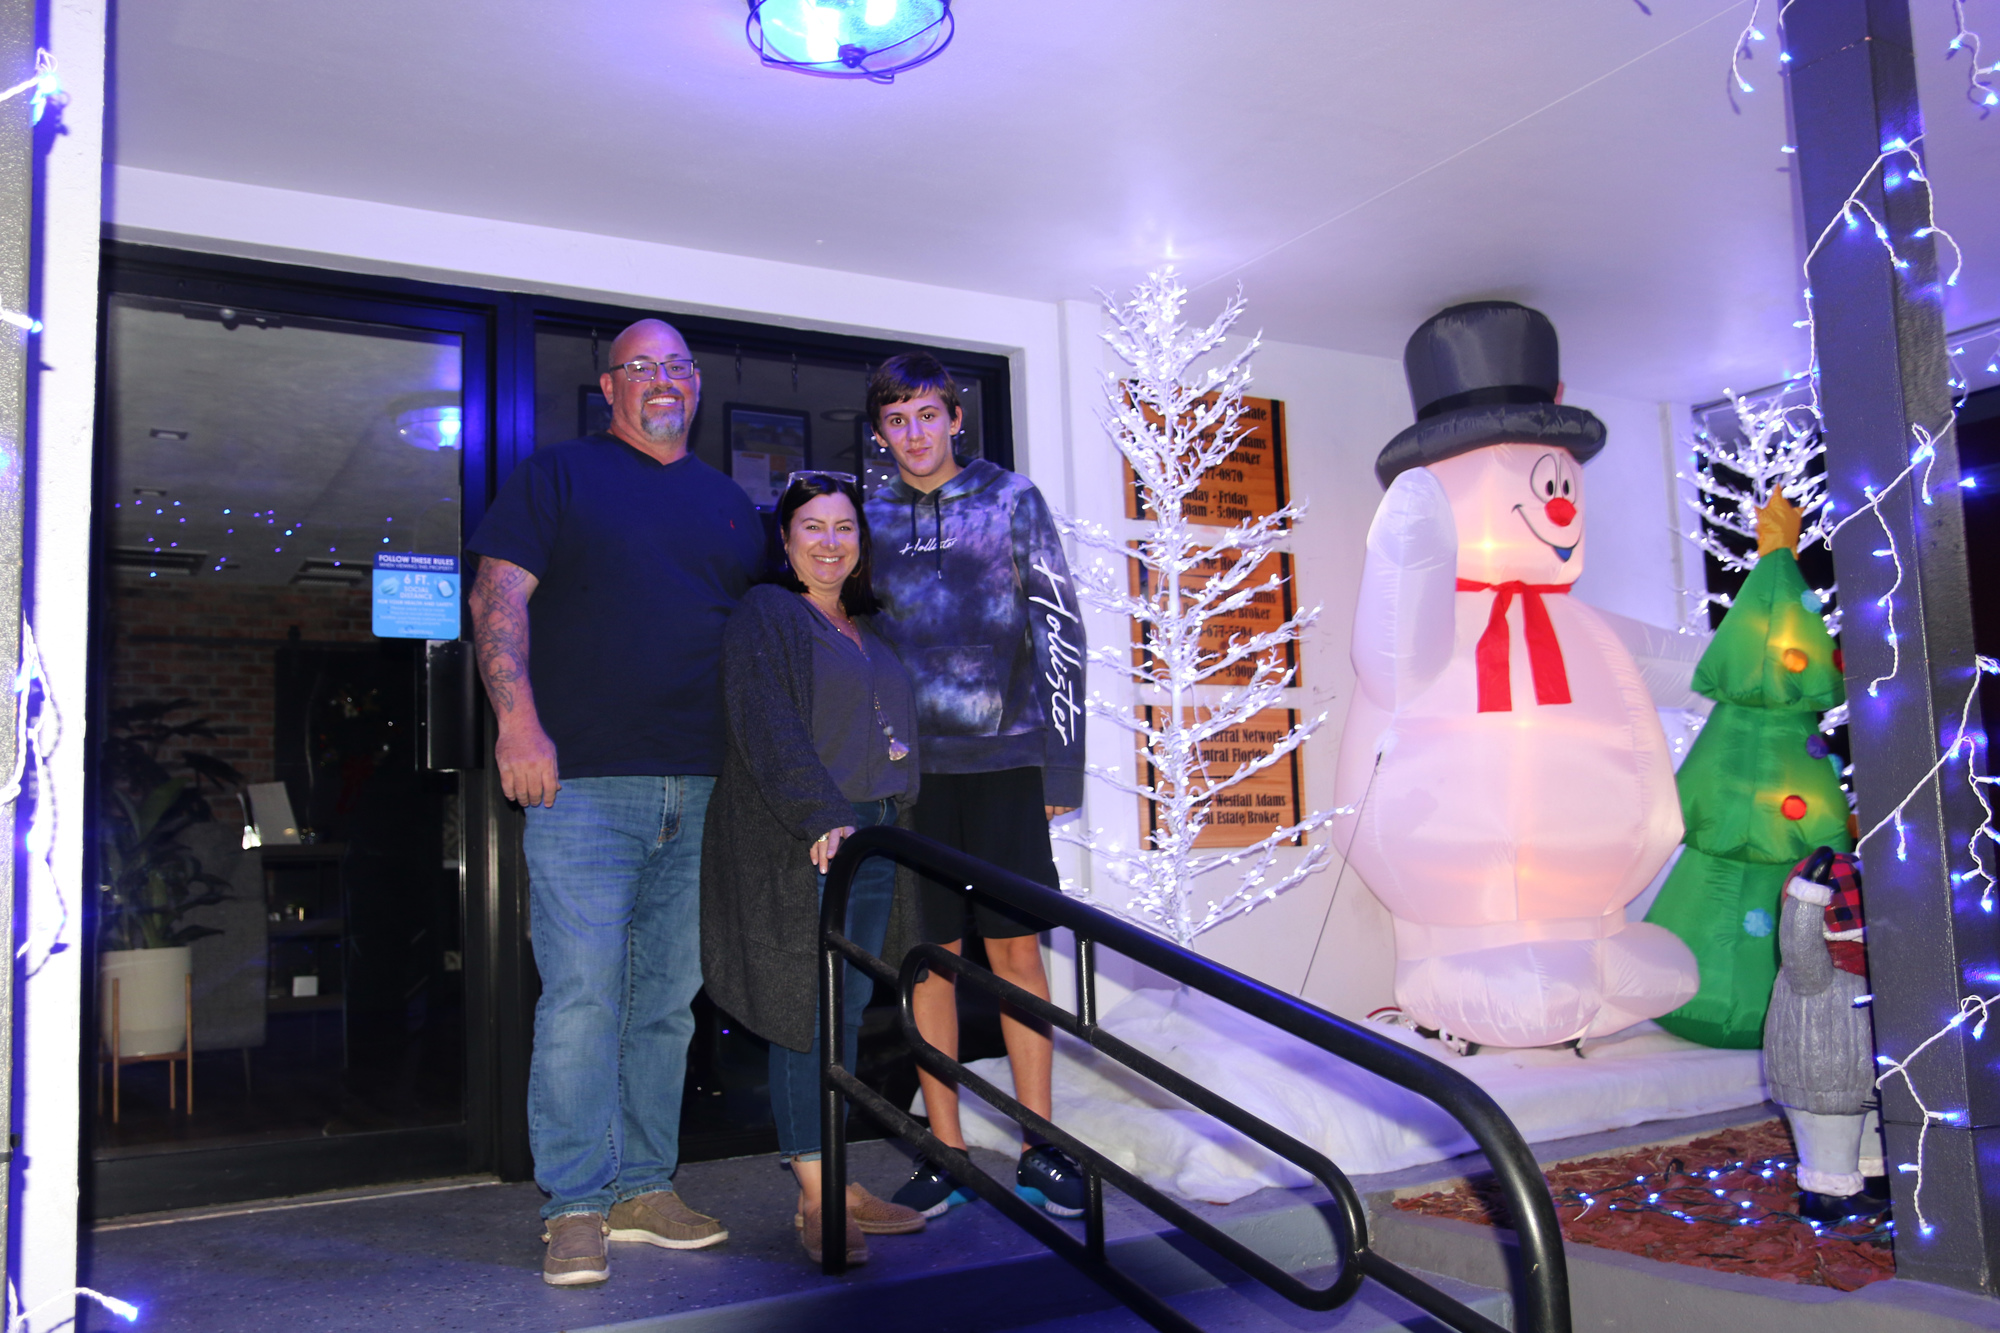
[0,0,32,1285]
[1786,0,2000,1294]
[18,2,105,1326]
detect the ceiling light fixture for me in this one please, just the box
[747,0,952,83]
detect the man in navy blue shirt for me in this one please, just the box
[468,319,763,1287]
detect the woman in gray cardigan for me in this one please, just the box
[700,472,928,1266]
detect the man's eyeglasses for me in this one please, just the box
[613,357,698,382]
[786,470,858,486]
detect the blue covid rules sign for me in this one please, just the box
[373,552,461,640]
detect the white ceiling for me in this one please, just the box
[112,1,2000,404]
[105,299,463,585]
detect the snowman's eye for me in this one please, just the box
[1562,479,1572,497]
[1529,453,1559,499]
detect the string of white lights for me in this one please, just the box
[1,620,66,977]
[0,51,62,338]
[0,48,63,125]
[1874,990,1999,1235]
[6,1281,138,1332]
[1946,0,2000,108]
[1736,2,1995,110]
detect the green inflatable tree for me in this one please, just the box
[1646,497,1852,1048]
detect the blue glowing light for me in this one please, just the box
[396,405,462,452]
[748,0,953,82]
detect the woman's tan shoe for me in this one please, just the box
[798,1200,868,1265]
[795,1184,926,1236]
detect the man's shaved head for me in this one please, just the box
[599,319,701,463]
[608,318,689,367]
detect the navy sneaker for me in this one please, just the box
[890,1160,974,1219]
[1017,1144,1088,1218]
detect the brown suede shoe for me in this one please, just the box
[541,1212,609,1286]
[607,1190,729,1250]
[794,1185,926,1236]
[799,1200,868,1265]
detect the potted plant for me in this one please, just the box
[97,700,246,1058]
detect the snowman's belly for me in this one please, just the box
[1333,596,1682,927]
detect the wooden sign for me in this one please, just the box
[1127,550,1300,687]
[1124,395,1289,527]
[1138,707,1304,849]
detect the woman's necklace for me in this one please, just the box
[807,592,863,648]
[873,690,911,762]
[804,594,907,762]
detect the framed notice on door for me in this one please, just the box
[1137,706,1305,849]
[726,404,811,509]
[1124,395,1289,527]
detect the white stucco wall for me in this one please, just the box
[20,5,108,1329]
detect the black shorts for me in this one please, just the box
[914,768,1057,943]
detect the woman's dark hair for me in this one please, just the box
[866,351,961,429]
[773,472,881,616]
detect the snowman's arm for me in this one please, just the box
[1350,467,1458,713]
[1587,604,1711,711]
[1778,875,1838,997]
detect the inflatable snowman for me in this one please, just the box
[1329,302,1698,1050]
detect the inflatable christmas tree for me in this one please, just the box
[1646,494,1852,1048]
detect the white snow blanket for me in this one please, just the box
[940,987,1766,1204]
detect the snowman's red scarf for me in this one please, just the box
[1455,579,1573,711]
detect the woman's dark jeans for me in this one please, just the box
[770,798,897,1164]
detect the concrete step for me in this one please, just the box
[577,1190,1511,1333]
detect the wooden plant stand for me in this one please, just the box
[98,973,193,1124]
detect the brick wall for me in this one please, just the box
[108,574,375,787]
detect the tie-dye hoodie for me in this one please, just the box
[865,458,1085,807]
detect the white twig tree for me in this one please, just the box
[1679,388,1834,630]
[1058,268,1336,946]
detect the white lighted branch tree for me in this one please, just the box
[1059,269,1335,946]
[1681,388,1834,628]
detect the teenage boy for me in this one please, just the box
[861,351,1089,1218]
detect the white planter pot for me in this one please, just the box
[101,946,191,1058]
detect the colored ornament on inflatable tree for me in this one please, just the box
[1646,494,1852,1048]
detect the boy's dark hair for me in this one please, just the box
[772,472,882,616]
[866,351,962,428]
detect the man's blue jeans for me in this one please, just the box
[524,775,711,1220]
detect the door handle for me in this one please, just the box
[421,639,478,771]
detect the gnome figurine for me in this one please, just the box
[1326,302,1698,1051]
[1764,846,1888,1224]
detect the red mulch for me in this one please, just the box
[1392,1119,1896,1291]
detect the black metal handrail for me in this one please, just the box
[819,826,1569,1333]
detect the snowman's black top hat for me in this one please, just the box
[1374,300,1606,488]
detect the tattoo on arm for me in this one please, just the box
[471,557,539,719]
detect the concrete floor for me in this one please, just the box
[80,1141,1217,1333]
[77,1101,1815,1333]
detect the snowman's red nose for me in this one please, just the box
[1544,497,1578,527]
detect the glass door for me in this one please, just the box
[90,274,491,1215]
